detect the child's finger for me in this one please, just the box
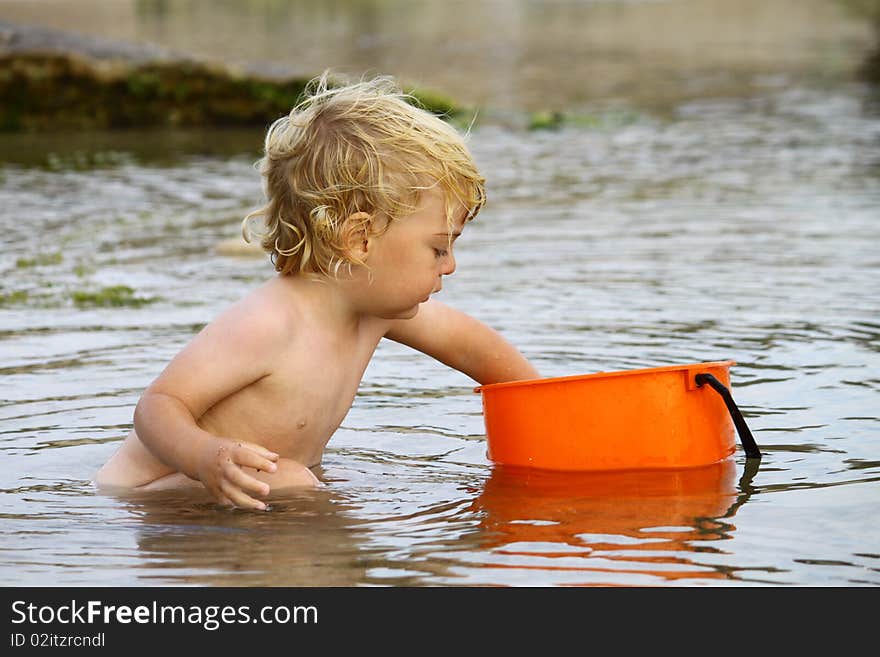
[219,480,267,511]
[201,480,229,505]
[226,465,271,499]
[236,441,279,462]
[231,445,279,473]
[212,491,235,508]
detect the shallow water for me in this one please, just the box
[2,2,880,587]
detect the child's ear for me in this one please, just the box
[341,212,373,260]
[342,211,389,261]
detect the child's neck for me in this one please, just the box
[275,272,367,336]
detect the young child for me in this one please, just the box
[94,73,540,510]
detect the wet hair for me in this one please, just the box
[243,71,486,277]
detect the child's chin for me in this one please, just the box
[388,305,420,320]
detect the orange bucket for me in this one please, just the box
[474,360,760,471]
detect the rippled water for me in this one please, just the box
[1,79,879,586]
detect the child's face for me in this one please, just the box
[357,188,464,319]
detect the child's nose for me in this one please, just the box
[441,252,456,276]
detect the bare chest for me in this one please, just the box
[197,326,383,465]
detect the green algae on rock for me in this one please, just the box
[15,252,63,268]
[71,285,158,308]
[0,52,468,131]
[0,289,29,306]
[0,52,310,131]
[0,20,468,131]
[527,111,566,131]
[527,108,646,131]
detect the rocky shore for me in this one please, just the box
[0,20,461,131]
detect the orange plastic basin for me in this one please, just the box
[474,360,741,471]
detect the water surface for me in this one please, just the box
[0,0,879,587]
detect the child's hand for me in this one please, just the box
[195,437,279,510]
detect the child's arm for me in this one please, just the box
[133,302,285,510]
[384,299,540,384]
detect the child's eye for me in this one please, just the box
[433,248,448,258]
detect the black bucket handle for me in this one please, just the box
[695,373,762,460]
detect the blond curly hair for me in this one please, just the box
[243,71,486,277]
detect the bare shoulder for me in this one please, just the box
[158,277,299,390]
[209,277,297,345]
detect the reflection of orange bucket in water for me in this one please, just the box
[476,460,739,545]
[472,460,744,583]
[475,360,761,471]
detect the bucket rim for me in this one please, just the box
[474,359,736,394]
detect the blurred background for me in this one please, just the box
[1,1,878,587]
[1,0,878,112]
